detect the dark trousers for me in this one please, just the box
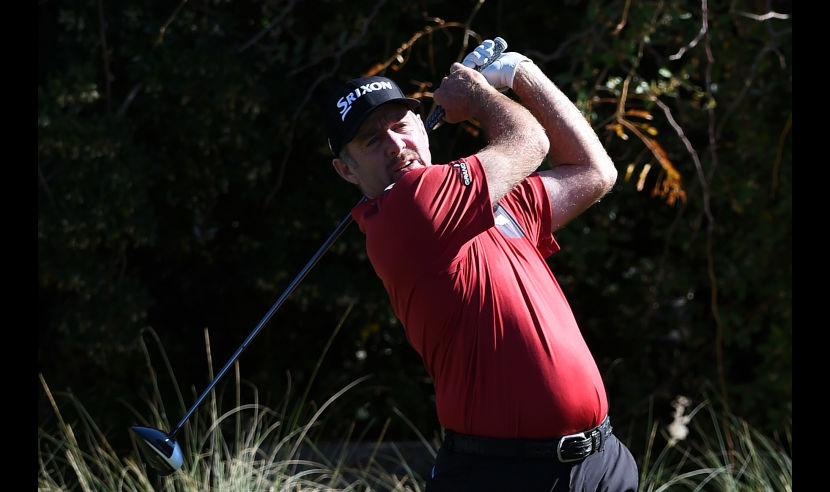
[425,433,638,492]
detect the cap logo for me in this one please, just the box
[337,80,395,121]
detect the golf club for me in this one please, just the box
[131,36,507,475]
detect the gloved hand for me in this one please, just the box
[462,39,531,91]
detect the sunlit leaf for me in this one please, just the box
[625,163,636,182]
[607,122,628,140]
[625,109,653,120]
[637,163,651,191]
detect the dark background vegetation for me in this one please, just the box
[38,0,791,463]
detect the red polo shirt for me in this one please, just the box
[351,155,608,438]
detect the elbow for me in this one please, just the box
[597,156,618,196]
[531,125,550,164]
[602,157,618,190]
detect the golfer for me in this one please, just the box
[323,39,639,491]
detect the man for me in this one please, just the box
[323,39,638,491]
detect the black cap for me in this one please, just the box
[324,76,420,156]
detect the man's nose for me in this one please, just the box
[383,131,406,156]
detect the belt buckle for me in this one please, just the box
[556,431,588,463]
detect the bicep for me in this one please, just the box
[537,165,614,232]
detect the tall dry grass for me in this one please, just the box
[38,324,791,491]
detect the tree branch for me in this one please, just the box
[97,0,113,116]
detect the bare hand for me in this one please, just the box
[433,63,496,124]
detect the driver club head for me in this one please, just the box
[131,426,183,475]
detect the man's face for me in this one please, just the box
[332,103,432,198]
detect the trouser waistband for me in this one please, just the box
[444,415,612,463]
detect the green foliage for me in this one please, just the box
[38,0,791,456]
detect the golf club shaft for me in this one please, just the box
[167,205,359,439]
[165,37,508,441]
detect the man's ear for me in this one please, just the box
[332,158,360,185]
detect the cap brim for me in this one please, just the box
[338,98,421,152]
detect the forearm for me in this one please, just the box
[435,63,549,205]
[512,63,614,175]
[512,62,618,230]
[473,88,550,204]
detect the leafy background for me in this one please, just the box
[38,0,791,459]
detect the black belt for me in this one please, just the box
[444,416,612,463]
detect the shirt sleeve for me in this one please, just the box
[500,172,560,258]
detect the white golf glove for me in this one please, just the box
[462,39,531,91]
